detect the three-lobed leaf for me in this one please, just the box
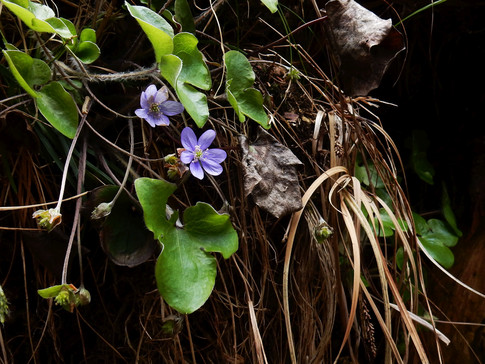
[135,178,238,314]
[160,33,211,127]
[224,50,269,128]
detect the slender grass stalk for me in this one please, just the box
[395,0,448,26]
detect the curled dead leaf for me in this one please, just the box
[324,0,405,96]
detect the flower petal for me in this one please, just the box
[135,108,148,119]
[145,84,158,97]
[190,161,204,179]
[181,127,197,151]
[140,92,149,110]
[204,148,227,163]
[180,150,194,164]
[201,158,223,176]
[154,86,169,104]
[140,85,157,109]
[153,114,170,126]
[198,129,216,150]
[144,115,157,128]
[160,101,184,116]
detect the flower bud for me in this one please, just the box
[77,287,91,306]
[91,202,112,220]
[32,208,62,232]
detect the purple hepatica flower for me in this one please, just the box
[135,85,184,127]
[180,127,227,180]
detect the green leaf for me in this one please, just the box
[224,50,269,128]
[441,183,462,237]
[412,212,429,236]
[75,41,100,64]
[135,178,238,314]
[420,235,454,269]
[425,219,459,247]
[173,33,211,91]
[37,82,78,139]
[44,17,76,39]
[160,53,209,127]
[2,49,51,98]
[159,32,211,127]
[90,186,157,267]
[0,0,56,33]
[411,130,435,185]
[354,160,385,188]
[184,202,239,259]
[174,0,195,33]
[38,284,70,298]
[261,0,278,13]
[156,202,238,313]
[134,177,178,237]
[80,28,96,43]
[155,227,216,314]
[125,1,174,62]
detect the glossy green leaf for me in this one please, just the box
[261,0,278,13]
[426,219,459,247]
[135,178,238,314]
[224,50,269,128]
[412,212,429,236]
[420,235,454,269]
[160,53,209,127]
[2,49,51,98]
[173,33,211,91]
[125,2,174,62]
[0,0,57,33]
[90,186,157,267]
[174,0,195,33]
[37,82,78,139]
[75,41,101,64]
[80,28,96,43]
[44,17,76,39]
[156,202,238,313]
[441,183,462,237]
[134,177,178,237]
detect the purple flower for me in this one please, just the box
[180,127,227,180]
[135,85,184,127]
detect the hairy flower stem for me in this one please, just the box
[55,98,92,213]
[108,119,135,210]
[55,61,159,82]
[60,99,92,285]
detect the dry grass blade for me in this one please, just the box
[388,303,450,345]
[335,189,362,364]
[347,189,430,363]
[248,300,268,364]
[283,166,348,364]
[417,239,485,299]
[342,185,393,363]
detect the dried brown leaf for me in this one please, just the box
[324,0,405,96]
[239,128,303,218]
